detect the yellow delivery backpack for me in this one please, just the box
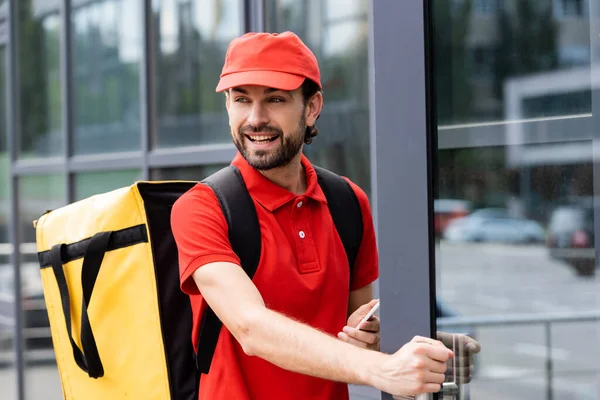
[35,180,200,400]
[34,165,363,400]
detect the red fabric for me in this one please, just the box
[215,31,321,92]
[171,153,379,400]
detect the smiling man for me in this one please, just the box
[171,32,465,400]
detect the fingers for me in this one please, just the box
[423,356,448,375]
[433,332,479,384]
[436,331,481,355]
[465,337,481,354]
[357,316,380,332]
[341,326,380,345]
[411,336,454,362]
[411,335,443,346]
[356,299,380,317]
[385,342,453,397]
[427,370,447,385]
[419,383,445,394]
[337,328,380,351]
[347,299,380,328]
[446,352,475,384]
[446,363,473,384]
[436,331,453,348]
[365,298,380,308]
[412,335,479,383]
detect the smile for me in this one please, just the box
[246,134,279,143]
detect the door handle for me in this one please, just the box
[414,382,460,400]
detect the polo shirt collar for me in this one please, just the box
[231,152,327,211]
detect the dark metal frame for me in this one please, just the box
[6,0,23,396]
[370,1,435,396]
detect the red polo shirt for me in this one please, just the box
[171,153,379,400]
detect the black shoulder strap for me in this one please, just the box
[314,166,363,272]
[194,165,363,374]
[195,165,261,374]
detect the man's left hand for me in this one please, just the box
[337,299,380,351]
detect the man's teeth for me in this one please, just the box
[249,135,275,142]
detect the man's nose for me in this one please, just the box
[247,103,269,127]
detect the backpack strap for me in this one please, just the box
[195,165,363,374]
[195,165,261,374]
[314,166,364,271]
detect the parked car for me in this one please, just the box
[444,208,545,244]
[434,199,472,237]
[546,204,595,276]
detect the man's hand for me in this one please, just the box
[436,332,481,384]
[374,335,453,397]
[337,299,380,351]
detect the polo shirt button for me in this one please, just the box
[297,201,303,208]
[299,230,305,239]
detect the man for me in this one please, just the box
[172,31,478,400]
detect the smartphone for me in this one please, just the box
[354,300,380,330]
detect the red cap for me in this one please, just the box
[216,31,321,93]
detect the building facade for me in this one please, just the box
[0,0,599,399]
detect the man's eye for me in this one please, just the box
[268,97,285,103]
[234,97,248,103]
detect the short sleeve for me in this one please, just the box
[171,184,241,295]
[343,178,379,292]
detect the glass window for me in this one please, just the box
[433,1,598,398]
[473,0,502,14]
[556,0,586,17]
[151,164,227,181]
[0,47,7,244]
[18,175,65,400]
[18,1,62,158]
[72,0,143,155]
[152,0,243,148]
[264,0,371,196]
[74,169,141,200]
[0,46,15,400]
[436,1,586,125]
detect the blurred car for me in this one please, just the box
[444,208,545,244]
[0,262,51,352]
[546,204,595,276]
[434,199,472,237]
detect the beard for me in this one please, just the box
[232,117,306,171]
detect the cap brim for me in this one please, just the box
[215,70,305,92]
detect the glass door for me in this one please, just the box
[432,1,600,398]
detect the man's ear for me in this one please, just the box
[225,91,230,111]
[305,91,323,127]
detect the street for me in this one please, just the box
[437,241,599,400]
[0,241,598,399]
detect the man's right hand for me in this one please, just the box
[372,335,453,397]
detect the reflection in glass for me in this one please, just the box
[433,1,598,398]
[72,0,142,155]
[151,164,227,181]
[74,169,141,200]
[264,0,371,195]
[153,0,242,148]
[0,46,16,400]
[18,2,62,158]
[18,175,65,400]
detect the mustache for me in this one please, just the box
[240,124,283,136]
